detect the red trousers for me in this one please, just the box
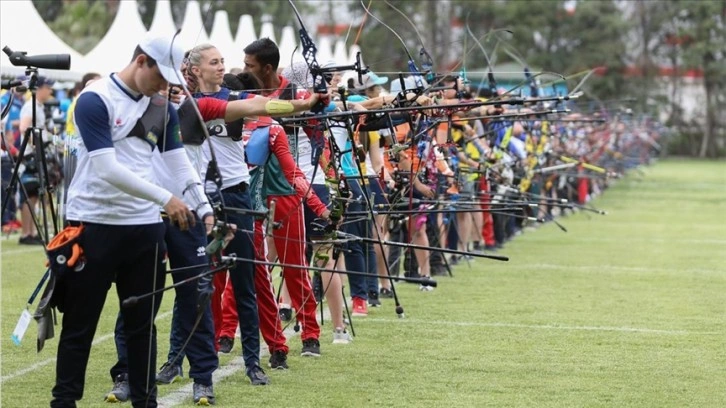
[479,177,496,246]
[578,166,589,204]
[211,240,290,354]
[255,194,320,342]
[252,220,289,354]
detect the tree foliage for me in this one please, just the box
[34,0,115,54]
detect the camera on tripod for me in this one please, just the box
[3,46,70,71]
[1,45,72,246]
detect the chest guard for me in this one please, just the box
[226,91,245,142]
[245,120,271,166]
[126,94,167,149]
[178,98,206,146]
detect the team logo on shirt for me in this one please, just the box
[145,131,158,145]
[196,246,206,257]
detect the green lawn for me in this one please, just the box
[2,158,725,407]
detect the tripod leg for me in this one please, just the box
[341,284,355,337]
[34,130,59,238]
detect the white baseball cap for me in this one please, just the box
[390,76,427,94]
[355,72,388,90]
[138,34,185,85]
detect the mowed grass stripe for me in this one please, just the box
[2,159,725,407]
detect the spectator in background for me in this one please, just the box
[65,72,101,137]
[0,81,26,233]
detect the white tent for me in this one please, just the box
[258,21,277,44]
[333,39,348,65]
[147,0,177,37]
[277,26,299,69]
[209,10,238,64]
[316,37,333,65]
[0,0,85,81]
[178,1,209,51]
[347,44,362,65]
[234,15,256,49]
[82,0,147,76]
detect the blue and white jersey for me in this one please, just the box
[191,88,250,192]
[66,74,183,225]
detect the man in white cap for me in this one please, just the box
[51,34,200,408]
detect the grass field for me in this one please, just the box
[2,158,725,407]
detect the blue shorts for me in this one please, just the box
[365,178,389,208]
[303,184,330,241]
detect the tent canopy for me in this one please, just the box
[1,0,359,81]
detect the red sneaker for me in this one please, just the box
[351,297,368,317]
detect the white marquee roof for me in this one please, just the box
[177,1,209,51]
[209,10,237,63]
[1,0,360,82]
[82,0,147,76]
[147,0,176,37]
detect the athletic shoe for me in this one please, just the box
[218,336,234,354]
[367,291,381,307]
[351,297,368,317]
[246,365,269,385]
[192,383,215,406]
[419,284,435,292]
[379,287,394,298]
[268,350,289,370]
[18,235,43,245]
[104,374,129,403]
[332,327,353,344]
[156,362,183,384]
[279,305,292,322]
[431,265,448,277]
[301,338,321,357]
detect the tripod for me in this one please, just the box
[1,68,60,244]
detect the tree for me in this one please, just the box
[137,0,312,44]
[458,0,631,100]
[38,0,116,54]
[671,0,725,158]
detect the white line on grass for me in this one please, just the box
[513,263,724,275]
[1,310,173,383]
[158,311,329,407]
[364,318,720,335]
[524,236,726,245]
[1,246,45,256]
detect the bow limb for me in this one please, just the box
[501,44,539,98]
[383,0,435,81]
[288,0,327,94]
[359,0,426,89]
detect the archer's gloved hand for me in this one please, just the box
[310,218,336,240]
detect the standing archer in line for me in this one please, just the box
[182,42,322,384]
[52,34,198,408]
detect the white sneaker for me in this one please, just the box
[419,284,435,292]
[332,327,353,344]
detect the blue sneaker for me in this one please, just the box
[193,382,215,405]
[156,362,183,384]
[104,374,129,403]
